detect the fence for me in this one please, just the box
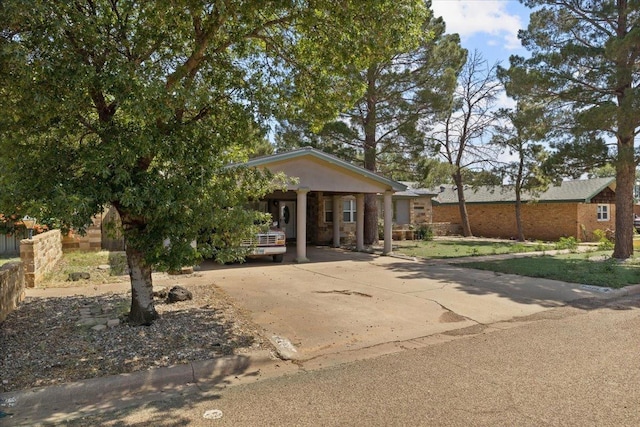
[0,231,27,256]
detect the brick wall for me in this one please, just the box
[433,202,608,241]
[61,214,103,252]
[20,229,63,288]
[0,262,25,323]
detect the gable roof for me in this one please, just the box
[243,147,407,192]
[433,177,616,205]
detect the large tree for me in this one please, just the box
[427,51,502,237]
[277,3,466,244]
[0,1,420,325]
[510,0,640,259]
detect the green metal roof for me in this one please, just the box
[242,147,407,192]
[432,177,616,205]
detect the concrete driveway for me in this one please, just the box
[202,246,604,362]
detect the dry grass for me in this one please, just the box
[40,250,129,288]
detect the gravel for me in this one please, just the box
[0,282,274,393]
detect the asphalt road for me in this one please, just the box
[66,294,640,427]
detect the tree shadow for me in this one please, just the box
[381,257,640,311]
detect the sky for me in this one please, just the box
[431,0,532,68]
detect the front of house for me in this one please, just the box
[243,147,407,261]
[431,177,617,242]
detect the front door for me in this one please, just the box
[279,201,296,239]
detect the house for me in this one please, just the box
[431,177,617,241]
[242,147,407,261]
[376,183,437,239]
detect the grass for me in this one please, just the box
[463,251,640,289]
[394,239,553,259]
[0,255,20,266]
[40,250,128,288]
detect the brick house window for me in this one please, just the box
[597,204,609,221]
[343,199,356,223]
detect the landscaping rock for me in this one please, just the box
[153,288,168,299]
[167,285,193,303]
[68,272,91,281]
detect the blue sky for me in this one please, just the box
[431,0,532,67]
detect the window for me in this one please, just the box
[343,199,356,223]
[324,198,333,223]
[597,204,609,221]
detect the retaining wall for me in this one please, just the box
[20,229,63,288]
[0,262,25,323]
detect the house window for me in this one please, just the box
[324,198,333,223]
[597,204,609,221]
[343,199,356,223]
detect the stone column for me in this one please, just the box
[295,188,310,263]
[332,195,341,248]
[383,190,393,255]
[356,193,365,251]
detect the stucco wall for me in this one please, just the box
[432,202,609,241]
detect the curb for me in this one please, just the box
[0,350,277,426]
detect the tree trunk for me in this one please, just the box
[363,64,379,245]
[453,171,472,237]
[514,198,525,242]
[125,242,159,326]
[613,139,635,260]
[116,207,159,326]
[364,194,378,245]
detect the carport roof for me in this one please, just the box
[243,147,407,192]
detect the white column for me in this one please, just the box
[356,193,365,251]
[383,190,393,254]
[332,195,341,248]
[295,188,310,263]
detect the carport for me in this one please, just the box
[243,147,407,262]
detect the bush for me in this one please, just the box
[592,229,614,250]
[555,236,579,252]
[414,224,434,241]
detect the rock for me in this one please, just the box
[167,285,193,303]
[153,288,168,299]
[92,324,107,332]
[97,264,111,270]
[68,272,90,281]
[106,319,120,328]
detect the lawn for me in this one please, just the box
[462,251,640,289]
[393,238,553,259]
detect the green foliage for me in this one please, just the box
[593,229,615,251]
[414,224,434,241]
[554,237,579,252]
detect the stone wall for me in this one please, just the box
[0,262,25,323]
[20,229,63,288]
[432,202,609,241]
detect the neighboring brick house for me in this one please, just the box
[431,177,617,242]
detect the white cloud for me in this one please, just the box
[431,0,524,50]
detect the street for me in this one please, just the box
[66,294,640,426]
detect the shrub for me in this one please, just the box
[592,229,614,251]
[555,236,579,252]
[414,224,434,241]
